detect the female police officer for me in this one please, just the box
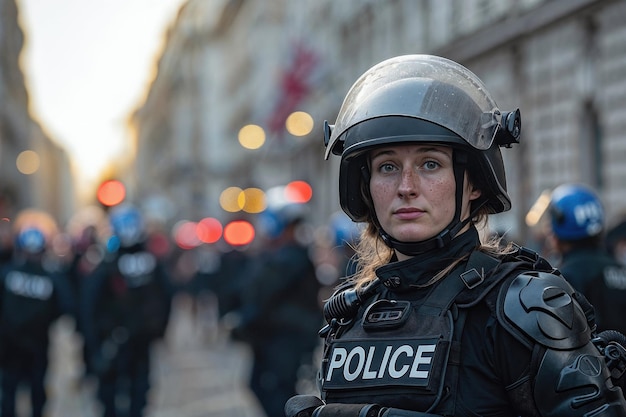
[285,55,626,417]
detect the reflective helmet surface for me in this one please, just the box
[16,227,46,254]
[549,184,605,241]
[109,204,145,248]
[325,54,515,222]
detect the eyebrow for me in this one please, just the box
[370,146,450,160]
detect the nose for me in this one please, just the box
[397,167,418,198]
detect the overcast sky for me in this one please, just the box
[18,0,187,197]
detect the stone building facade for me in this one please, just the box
[131,0,626,244]
[0,0,74,225]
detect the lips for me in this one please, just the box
[394,207,424,220]
[395,207,423,213]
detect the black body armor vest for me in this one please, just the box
[319,248,547,415]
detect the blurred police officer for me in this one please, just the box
[80,203,174,417]
[549,183,626,334]
[232,188,322,417]
[0,225,75,417]
[314,211,362,304]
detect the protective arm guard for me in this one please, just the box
[500,271,626,416]
[285,394,444,417]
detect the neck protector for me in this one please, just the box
[375,225,481,292]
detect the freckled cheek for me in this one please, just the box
[370,179,395,208]
[429,178,456,215]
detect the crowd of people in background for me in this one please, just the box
[1,179,626,416]
[0,204,176,417]
[0,190,344,417]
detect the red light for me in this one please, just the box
[285,180,312,203]
[223,220,255,246]
[196,217,223,244]
[173,221,201,249]
[97,180,126,207]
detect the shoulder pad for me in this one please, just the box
[499,271,591,350]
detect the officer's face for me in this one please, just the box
[369,144,480,252]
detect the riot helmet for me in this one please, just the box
[108,203,146,248]
[329,210,363,248]
[549,183,604,241]
[12,209,58,255]
[257,185,309,240]
[323,55,521,255]
[15,227,47,254]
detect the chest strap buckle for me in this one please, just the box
[460,268,484,289]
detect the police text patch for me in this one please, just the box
[323,338,439,389]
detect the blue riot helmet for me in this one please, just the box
[257,209,285,240]
[108,203,146,248]
[329,211,362,248]
[549,183,605,241]
[15,227,47,254]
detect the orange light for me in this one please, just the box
[238,124,266,150]
[97,180,126,207]
[285,180,312,203]
[220,187,244,212]
[196,217,223,244]
[242,188,266,213]
[285,111,314,137]
[16,150,41,175]
[223,220,255,246]
[13,208,59,238]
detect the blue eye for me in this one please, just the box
[380,163,396,173]
[424,161,440,170]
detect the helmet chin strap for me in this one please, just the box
[367,149,478,257]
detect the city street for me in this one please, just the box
[40,294,266,417]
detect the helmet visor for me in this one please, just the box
[326,55,501,158]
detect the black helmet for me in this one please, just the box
[323,55,520,255]
[324,54,520,222]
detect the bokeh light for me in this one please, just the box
[13,208,59,237]
[285,111,314,137]
[285,180,312,203]
[97,180,126,207]
[223,220,255,246]
[196,217,223,244]
[242,188,266,213]
[238,124,266,150]
[221,187,267,213]
[220,187,244,212]
[172,220,201,249]
[16,150,41,175]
